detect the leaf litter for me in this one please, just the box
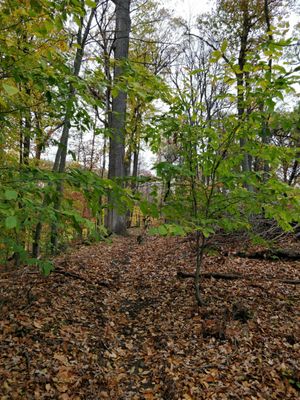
[0,233,299,399]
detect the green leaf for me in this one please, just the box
[40,261,54,277]
[210,50,222,62]
[149,225,168,236]
[168,224,187,236]
[149,223,188,237]
[86,0,97,7]
[3,83,19,96]
[221,40,228,53]
[139,200,159,218]
[5,216,18,229]
[4,190,18,201]
[202,227,215,238]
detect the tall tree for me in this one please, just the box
[106,0,131,234]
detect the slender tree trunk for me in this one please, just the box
[288,132,300,185]
[34,112,43,162]
[97,136,107,227]
[131,104,142,192]
[89,108,98,171]
[33,5,97,257]
[19,116,23,165]
[132,146,139,189]
[23,114,31,165]
[23,88,31,165]
[107,0,131,234]
[50,6,97,252]
[124,145,132,178]
[236,5,253,189]
[261,0,273,181]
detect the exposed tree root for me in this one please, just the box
[53,269,111,287]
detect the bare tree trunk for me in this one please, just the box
[19,116,23,165]
[23,87,32,165]
[107,0,131,234]
[34,112,43,162]
[131,104,142,192]
[132,146,139,189]
[124,145,132,178]
[23,114,31,165]
[33,5,97,257]
[261,0,273,181]
[237,6,251,179]
[89,108,98,171]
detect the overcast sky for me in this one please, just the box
[171,0,213,19]
[171,0,299,28]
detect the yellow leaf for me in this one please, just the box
[59,394,70,400]
[55,383,68,393]
[54,353,69,365]
[45,383,51,392]
[125,342,133,350]
[56,366,76,383]
[33,321,43,329]
[144,393,154,400]
[99,392,110,398]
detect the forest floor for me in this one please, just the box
[0,232,299,400]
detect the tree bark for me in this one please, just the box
[107,0,131,234]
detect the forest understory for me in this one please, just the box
[0,232,299,400]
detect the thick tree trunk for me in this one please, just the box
[107,0,131,234]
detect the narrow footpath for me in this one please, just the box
[0,234,299,399]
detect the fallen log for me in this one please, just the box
[280,279,300,285]
[177,271,242,280]
[235,249,300,261]
[177,271,300,285]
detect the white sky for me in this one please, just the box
[171,0,299,26]
[172,0,213,18]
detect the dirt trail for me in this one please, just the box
[0,234,299,399]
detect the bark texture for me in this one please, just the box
[107,0,131,234]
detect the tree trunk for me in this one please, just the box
[23,114,31,165]
[237,4,252,186]
[261,0,273,181]
[107,0,131,234]
[132,146,139,190]
[32,6,97,257]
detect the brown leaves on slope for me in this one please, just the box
[0,234,299,399]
